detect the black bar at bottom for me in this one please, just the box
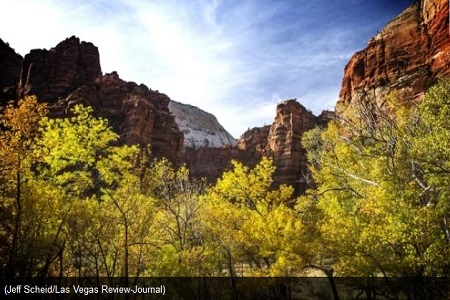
[1,277,449,300]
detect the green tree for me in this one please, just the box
[35,105,118,197]
[200,157,306,277]
[30,104,122,277]
[141,158,207,276]
[34,105,162,279]
[409,79,450,274]
[302,81,450,278]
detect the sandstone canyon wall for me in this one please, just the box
[64,71,183,162]
[0,36,333,195]
[17,36,101,103]
[337,0,450,113]
[261,100,318,193]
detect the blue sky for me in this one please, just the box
[1,0,412,137]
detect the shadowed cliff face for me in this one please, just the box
[337,0,450,113]
[182,126,270,186]
[64,72,184,162]
[7,36,184,164]
[0,38,22,102]
[1,37,330,195]
[17,36,102,103]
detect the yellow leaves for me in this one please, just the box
[421,78,450,126]
[246,205,304,276]
[0,96,48,172]
[1,96,47,136]
[199,157,307,276]
[201,193,246,246]
[97,145,139,185]
[213,157,291,212]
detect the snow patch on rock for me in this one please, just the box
[169,100,237,148]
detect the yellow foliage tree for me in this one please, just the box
[200,157,306,276]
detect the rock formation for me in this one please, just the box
[5,0,443,195]
[65,72,184,162]
[262,100,319,193]
[168,100,237,148]
[182,124,269,184]
[0,38,22,102]
[17,36,102,103]
[237,125,271,157]
[0,36,334,194]
[181,0,450,192]
[337,0,450,113]
[5,36,183,163]
[184,99,329,195]
[182,146,259,183]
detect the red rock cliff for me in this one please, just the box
[17,36,102,102]
[184,99,328,195]
[3,36,330,193]
[64,72,183,162]
[11,36,183,163]
[337,0,450,113]
[262,100,319,194]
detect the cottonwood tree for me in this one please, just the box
[140,158,207,276]
[301,80,450,282]
[409,79,450,274]
[0,96,48,277]
[32,104,121,277]
[37,105,165,279]
[200,157,306,277]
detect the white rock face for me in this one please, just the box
[168,100,237,148]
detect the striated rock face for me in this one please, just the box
[182,125,269,184]
[0,38,22,102]
[262,100,318,193]
[237,125,271,156]
[168,100,237,148]
[17,36,102,103]
[337,0,450,113]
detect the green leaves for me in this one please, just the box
[35,105,118,195]
[302,80,450,277]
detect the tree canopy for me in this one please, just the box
[301,80,450,277]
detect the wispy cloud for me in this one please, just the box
[0,0,411,137]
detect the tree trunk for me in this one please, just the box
[324,268,340,300]
[6,168,22,278]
